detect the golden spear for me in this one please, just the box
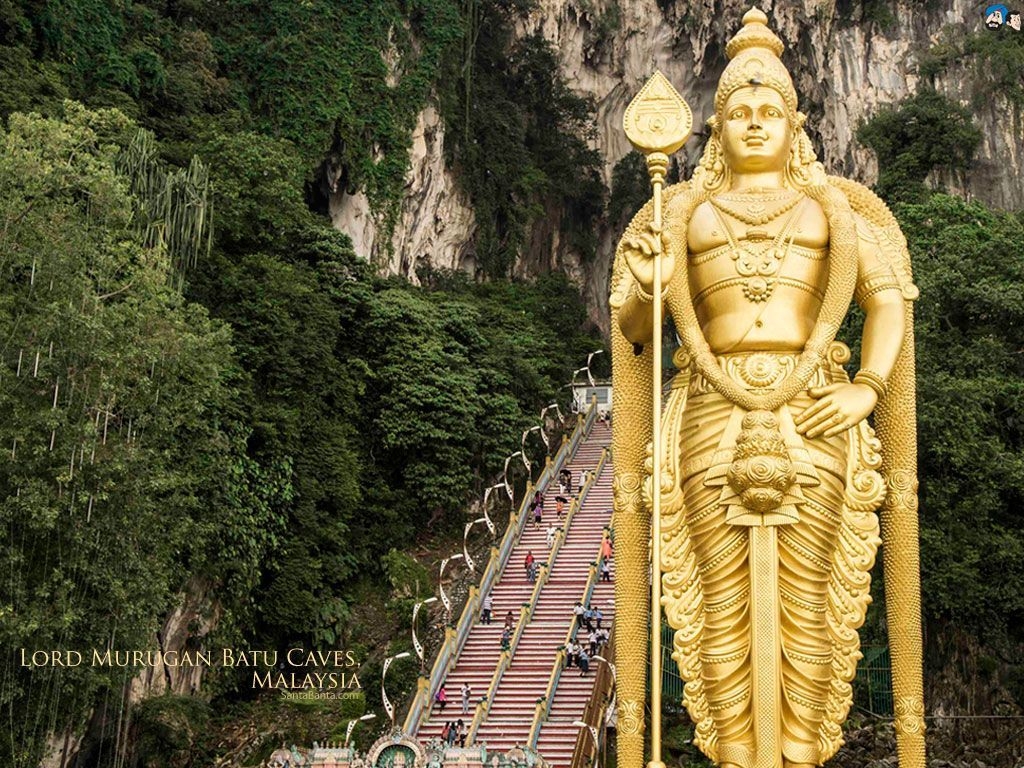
[622,71,692,768]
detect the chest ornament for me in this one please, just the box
[709,189,803,227]
[707,196,808,304]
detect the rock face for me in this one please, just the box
[39,579,218,768]
[330,104,477,282]
[127,578,219,702]
[333,1,1022,327]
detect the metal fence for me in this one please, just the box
[855,645,893,716]
[645,622,687,711]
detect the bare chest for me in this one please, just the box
[686,197,829,295]
[681,195,831,351]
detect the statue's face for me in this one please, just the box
[719,86,793,175]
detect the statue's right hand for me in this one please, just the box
[624,223,675,294]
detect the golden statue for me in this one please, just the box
[610,9,925,768]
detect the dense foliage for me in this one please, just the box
[0,103,598,768]
[0,0,600,269]
[857,88,981,203]
[209,0,462,240]
[0,103,274,767]
[0,1,604,763]
[899,195,1024,637]
[0,98,598,765]
[858,87,1024,647]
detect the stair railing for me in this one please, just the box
[533,400,603,588]
[403,399,599,733]
[526,448,611,749]
[569,627,616,768]
[465,595,528,747]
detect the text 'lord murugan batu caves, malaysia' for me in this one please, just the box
[610,8,925,768]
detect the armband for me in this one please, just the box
[854,267,901,307]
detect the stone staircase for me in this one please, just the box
[415,421,614,767]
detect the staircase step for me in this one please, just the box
[412,424,614,768]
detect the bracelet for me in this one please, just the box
[853,369,888,399]
[632,283,667,303]
[633,283,655,303]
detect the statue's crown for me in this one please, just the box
[714,8,798,123]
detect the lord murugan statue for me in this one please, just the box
[611,9,925,768]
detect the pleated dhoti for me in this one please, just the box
[663,350,881,768]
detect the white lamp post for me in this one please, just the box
[482,484,503,530]
[504,451,528,497]
[464,517,491,572]
[521,425,543,458]
[572,719,601,768]
[540,402,563,448]
[570,350,604,411]
[382,652,411,727]
[586,350,604,385]
[593,655,616,684]
[344,713,376,747]
[541,402,563,423]
[412,597,438,669]
[439,554,465,622]
[571,366,589,389]
[569,367,589,413]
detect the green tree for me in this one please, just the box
[894,194,1024,639]
[0,103,273,766]
[857,89,981,203]
[197,130,313,253]
[188,244,366,646]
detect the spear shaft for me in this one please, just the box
[622,71,691,768]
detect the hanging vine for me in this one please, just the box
[116,129,214,288]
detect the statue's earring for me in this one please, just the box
[703,118,726,189]
[787,135,809,185]
[704,118,719,170]
[710,140,723,174]
[707,139,726,188]
[801,132,817,166]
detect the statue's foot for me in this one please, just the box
[783,762,816,768]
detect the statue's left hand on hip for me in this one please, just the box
[795,383,878,438]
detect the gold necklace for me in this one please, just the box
[717,186,794,201]
[710,190,802,227]
[711,202,805,303]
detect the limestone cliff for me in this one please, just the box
[331,105,477,281]
[331,0,1023,328]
